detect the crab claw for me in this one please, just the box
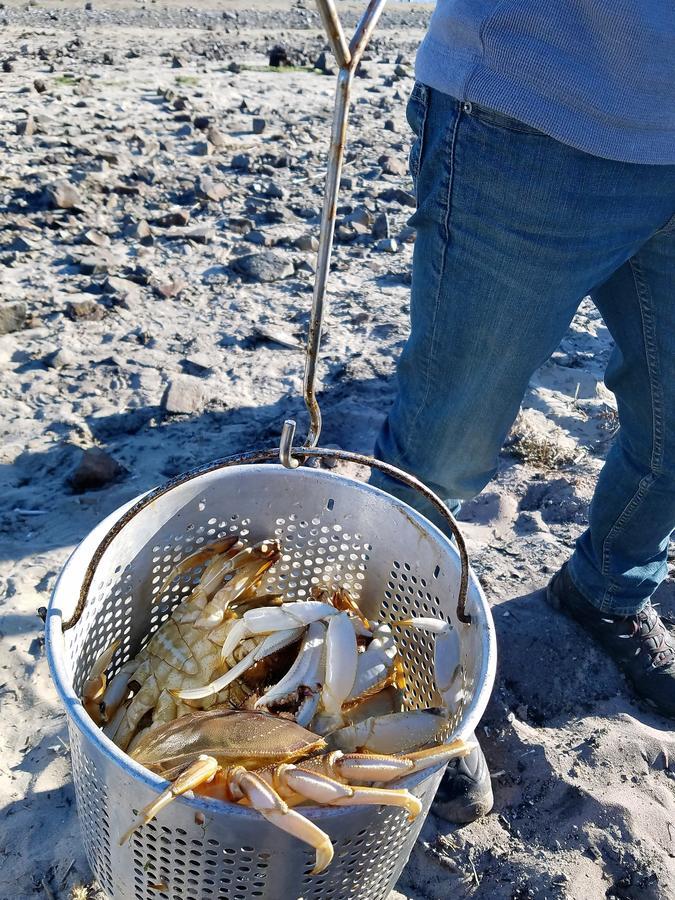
[82,639,121,724]
[174,627,304,701]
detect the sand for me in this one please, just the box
[0,2,673,898]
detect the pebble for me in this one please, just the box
[0,301,27,335]
[16,115,35,137]
[45,347,76,369]
[196,173,228,202]
[376,237,398,253]
[48,180,84,210]
[66,298,106,321]
[378,153,407,176]
[252,117,266,135]
[163,376,206,415]
[68,447,126,492]
[232,250,294,283]
[372,211,391,239]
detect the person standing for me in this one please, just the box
[372,0,675,823]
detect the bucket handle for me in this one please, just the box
[60,446,471,631]
[301,0,388,450]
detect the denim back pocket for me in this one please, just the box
[406,81,430,198]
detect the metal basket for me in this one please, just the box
[45,454,496,900]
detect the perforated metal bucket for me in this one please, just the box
[46,458,496,900]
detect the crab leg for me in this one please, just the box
[346,624,400,704]
[156,536,240,596]
[230,768,334,874]
[82,639,121,723]
[397,617,463,707]
[273,762,421,821]
[328,708,449,754]
[220,601,339,663]
[321,613,358,717]
[119,754,219,845]
[174,627,304,701]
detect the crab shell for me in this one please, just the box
[131,708,326,780]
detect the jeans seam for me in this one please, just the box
[406,102,462,441]
[412,86,430,203]
[597,254,664,607]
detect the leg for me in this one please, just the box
[232,769,334,875]
[569,230,675,613]
[372,86,675,531]
[119,754,219,844]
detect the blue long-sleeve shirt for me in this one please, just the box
[416,1,675,164]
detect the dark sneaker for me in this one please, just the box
[432,739,494,824]
[547,563,675,718]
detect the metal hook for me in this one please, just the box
[279,420,300,469]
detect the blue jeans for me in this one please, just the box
[372,83,675,616]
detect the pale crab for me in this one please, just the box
[84,536,288,751]
[172,591,404,732]
[120,708,473,874]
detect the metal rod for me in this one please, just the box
[301,0,388,449]
[349,0,388,67]
[315,0,351,69]
[63,445,470,631]
[303,65,352,448]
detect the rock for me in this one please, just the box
[33,77,47,93]
[102,51,115,65]
[193,140,212,157]
[195,173,227,202]
[0,301,26,334]
[232,250,294,283]
[182,353,214,376]
[294,234,318,252]
[66,298,105,321]
[346,206,373,228]
[102,275,140,305]
[394,63,411,79]
[2,59,14,73]
[152,209,190,228]
[384,118,396,132]
[252,323,300,349]
[376,237,398,253]
[193,114,211,130]
[228,216,254,235]
[252,117,266,135]
[154,278,186,299]
[378,187,416,208]
[163,376,206,415]
[163,225,213,244]
[314,50,336,76]
[269,45,290,67]
[172,54,188,68]
[68,447,126,492]
[77,251,120,275]
[45,347,76,369]
[127,218,153,241]
[206,127,226,149]
[81,228,110,248]
[378,153,407,176]
[372,211,391,239]
[16,115,35,137]
[48,180,83,210]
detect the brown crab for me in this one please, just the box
[120,708,472,874]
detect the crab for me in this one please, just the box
[120,708,472,874]
[84,536,288,751]
[173,595,403,732]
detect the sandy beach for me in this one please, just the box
[0,2,674,898]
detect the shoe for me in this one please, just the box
[547,563,675,718]
[431,738,493,824]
